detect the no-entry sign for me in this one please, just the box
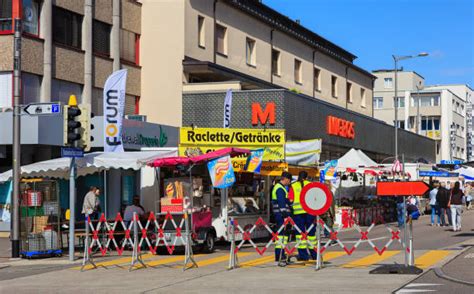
[300,182,333,216]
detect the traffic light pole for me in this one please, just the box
[68,157,76,261]
[11,18,22,258]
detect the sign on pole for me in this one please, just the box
[376,181,429,196]
[300,182,333,216]
[23,102,61,115]
[61,147,84,158]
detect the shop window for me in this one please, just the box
[361,88,366,107]
[294,59,302,84]
[373,97,383,109]
[0,72,12,108]
[53,6,83,49]
[22,0,40,36]
[314,68,321,91]
[198,15,205,48]
[120,29,139,64]
[216,24,227,56]
[331,75,338,97]
[0,0,12,32]
[272,49,280,76]
[384,77,393,89]
[22,72,41,104]
[93,20,111,55]
[245,37,256,66]
[346,82,352,103]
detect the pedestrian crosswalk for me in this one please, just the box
[73,249,454,271]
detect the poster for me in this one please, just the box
[285,139,322,166]
[245,149,264,173]
[207,156,236,189]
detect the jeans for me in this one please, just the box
[430,204,440,224]
[446,207,452,226]
[450,205,462,230]
[439,208,447,226]
[397,202,405,227]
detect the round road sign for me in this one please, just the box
[300,182,333,216]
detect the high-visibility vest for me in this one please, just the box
[271,183,290,214]
[291,180,311,215]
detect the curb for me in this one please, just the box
[433,267,474,286]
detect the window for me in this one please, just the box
[198,15,205,48]
[22,0,40,36]
[120,29,138,64]
[361,88,366,107]
[314,68,321,91]
[294,59,302,84]
[53,6,83,49]
[433,96,440,106]
[272,49,280,76]
[394,120,405,128]
[384,77,393,89]
[373,97,383,109]
[397,97,405,108]
[331,75,338,97]
[216,24,227,55]
[93,20,111,55]
[52,79,82,105]
[0,0,12,32]
[22,72,41,104]
[408,116,415,129]
[246,37,256,66]
[0,72,12,108]
[346,82,352,103]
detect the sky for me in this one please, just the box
[264,0,474,87]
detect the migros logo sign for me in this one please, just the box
[326,115,355,139]
[251,102,275,126]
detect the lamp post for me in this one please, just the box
[393,52,428,160]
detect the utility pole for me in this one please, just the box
[11,18,22,258]
[393,57,399,160]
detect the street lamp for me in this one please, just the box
[393,52,429,160]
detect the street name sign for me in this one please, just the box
[300,182,333,216]
[376,181,429,196]
[61,147,84,158]
[23,102,61,115]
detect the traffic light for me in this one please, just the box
[63,95,82,147]
[77,104,94,152]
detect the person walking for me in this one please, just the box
[465,183,472,210]
[271,172,292,263]
[436,182,450,227]
[288,171,316,261]
[429,182,440,226]
[449,181,464,232]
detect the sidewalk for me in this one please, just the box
[439,242,474,284]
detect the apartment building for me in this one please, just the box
[0,0,141,115]
[373,69,472,162]
[141,0,376,127]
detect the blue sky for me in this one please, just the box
[264,0,474,86]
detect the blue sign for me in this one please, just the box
[418,170,459,177]
[51,104,60,113]
[440,160,463,165]
[61,147,84,158]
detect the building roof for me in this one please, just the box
[222,0,376,79]
[372,69,425,80]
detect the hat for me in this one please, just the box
[281,172,292,180]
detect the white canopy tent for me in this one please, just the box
[0,149,177,182]
[336,148,377,170]
[454,166,474,181]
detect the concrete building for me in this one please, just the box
[141,0,376,127]
[373,69,472,162]
[0,0,141,116]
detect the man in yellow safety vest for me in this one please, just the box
[288,171,317,261]
[271,171,292,263]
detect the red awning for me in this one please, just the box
[148,147,251,168]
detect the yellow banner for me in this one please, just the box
[232,160,288,176]
[427,130,441,139]
[179,127,285,161]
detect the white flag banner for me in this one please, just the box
[285,139,322,166]
[103,69,127,152]
[223,89,232,128]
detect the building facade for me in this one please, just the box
[373,69,472,162]
[141,0,376,127]
[0,0,141,115]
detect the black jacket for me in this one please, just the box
[436,187,450,208]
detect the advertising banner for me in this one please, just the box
[223,89,232,128]
[179,127,285,161]
[207,156,236,188]
[233,160,288,176]
[103,69,127,152]
[285,139,322,166]
[244,149,264,173]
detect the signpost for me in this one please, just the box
[372,181,429,275]
[61,147,84,158]
[23,102,61,115]
[300,182,333,271]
